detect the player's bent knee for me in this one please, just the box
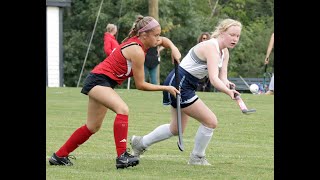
[115,105,129,115]
[205,120,218,129]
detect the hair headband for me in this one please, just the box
[138,19,160,33]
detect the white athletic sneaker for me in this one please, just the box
[130,135,147,158]
[188,153,211,165]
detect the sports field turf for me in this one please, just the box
[46,87,274,180]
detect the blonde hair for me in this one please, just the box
[211,19,242,38]
[122,15,159,43]
[106,24,116,33]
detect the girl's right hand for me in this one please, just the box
[167,86,180,98]
[229,89,240,100]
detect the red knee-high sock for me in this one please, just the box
[56,124,93,157]
[113,114,128,157]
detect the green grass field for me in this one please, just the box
[46,87,274,180]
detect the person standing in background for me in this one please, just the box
[197,32,211,44]
[196,32,211,92]
[264,32,274,95]
[144,46,164,84]
[104,23,119,57]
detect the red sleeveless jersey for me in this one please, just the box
[91,36,146,85]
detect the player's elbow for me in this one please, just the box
[135,82,145,90]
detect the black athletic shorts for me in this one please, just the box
[81,73,118,95]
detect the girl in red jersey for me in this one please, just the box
[49,15,181,169]
[103,23,119,57]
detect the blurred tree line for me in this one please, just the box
[62,0,274,88]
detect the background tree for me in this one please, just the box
[62,0,274,88]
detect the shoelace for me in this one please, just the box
[139,148,146,155]
[133,139,147,154]
[198,156,211,165]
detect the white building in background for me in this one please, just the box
[46,0,71,87]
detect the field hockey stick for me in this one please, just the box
[239,75,250,89]
[263,64,268,92]
[230,85,256,114]
[174,60,184,151]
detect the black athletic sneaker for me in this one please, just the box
[49,153,75,166]
[116,150,139,169]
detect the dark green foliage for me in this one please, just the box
[62,0,274,87]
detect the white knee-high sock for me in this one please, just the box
[142,124,173,147]
[192,124,214,157]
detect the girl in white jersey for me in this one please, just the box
[131,18,242,165]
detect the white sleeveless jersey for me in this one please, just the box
[179,38,224,79]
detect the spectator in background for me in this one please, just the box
[104,23,119,57]
[197,32,211,44]
[264,32,274,95]
[144,46,164,84]
[196,32,212,92]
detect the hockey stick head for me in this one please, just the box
[177,141,184,151]
[242,108,256,114]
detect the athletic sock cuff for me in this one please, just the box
[83,124,94,135]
